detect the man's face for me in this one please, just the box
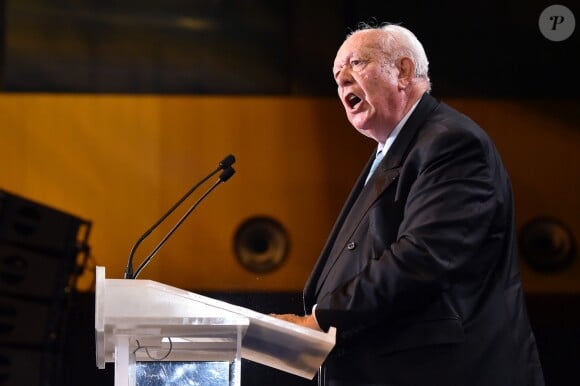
[333,30,402,143]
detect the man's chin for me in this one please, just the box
[349,115,368,131]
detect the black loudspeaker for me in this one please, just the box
[0,245,67,299]
[0,191,88,255]
[0,347,46,386]
[0,190,91,386]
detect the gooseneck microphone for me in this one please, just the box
[124,155,236,279]
[132,166,235,279]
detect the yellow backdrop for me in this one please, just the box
[0,94,578,294]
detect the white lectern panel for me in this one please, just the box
[95,266,335,382]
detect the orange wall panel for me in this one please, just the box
[0,94,578,294]
[0,94,370,292]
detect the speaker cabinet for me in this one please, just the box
[0,296,51,346]
[0,190,91,386]
[0,347,45,386]
[0,192,86,255]
[0,245,65,299]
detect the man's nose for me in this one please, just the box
[336,68,353,87]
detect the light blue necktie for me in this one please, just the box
[365,149,383,185]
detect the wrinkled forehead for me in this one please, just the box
[333,30,384,70]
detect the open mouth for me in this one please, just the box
[346,93,362,109]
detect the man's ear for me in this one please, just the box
[397,57,415,89]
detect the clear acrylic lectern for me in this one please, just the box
[95,266,335,386]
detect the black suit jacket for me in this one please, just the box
[303,94,544,386]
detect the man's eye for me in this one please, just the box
[350,59,366,69]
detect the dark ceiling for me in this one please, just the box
[1,0,577,97]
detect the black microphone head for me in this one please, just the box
[219,166,236,182]
[219,154,236,169]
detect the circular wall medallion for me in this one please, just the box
[519,217,575,272]
[233,216,290,273]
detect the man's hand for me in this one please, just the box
[270,313,322,331]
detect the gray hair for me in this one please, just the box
[350,23,432,91]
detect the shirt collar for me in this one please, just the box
[377,98,421,155]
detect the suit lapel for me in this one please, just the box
[379,93,439,171]
[305,94,440,304]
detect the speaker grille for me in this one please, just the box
[0,190,91,386]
